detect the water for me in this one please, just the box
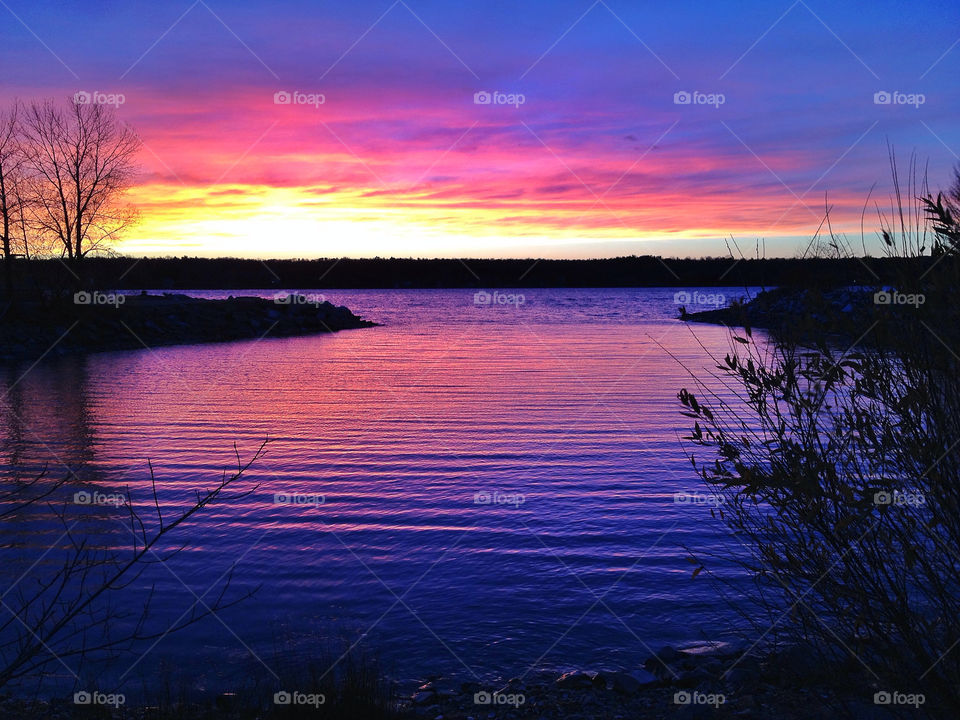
[0,287,762,695]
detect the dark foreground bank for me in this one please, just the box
[0,643,931,719]
[0,293,376,361]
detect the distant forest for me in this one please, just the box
[9,255,936,291]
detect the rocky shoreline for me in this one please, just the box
[678,285,933,347]
[680,286,884,333]
[403,644,921,719]
[0,644,931,718]
[0,292,377,361]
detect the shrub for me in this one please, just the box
[678,164,960,712]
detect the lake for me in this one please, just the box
[0,287,761,695]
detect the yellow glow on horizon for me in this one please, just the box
[118,182,839,259]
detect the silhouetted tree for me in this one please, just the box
[23,98,141,263]
[0,102,27,295]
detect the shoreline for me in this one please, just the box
[0,644,911,719]
[680,285,886,338]
[0,292,377,362]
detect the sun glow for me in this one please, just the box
[120,179,843,259]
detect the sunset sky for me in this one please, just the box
[1,0,957,258]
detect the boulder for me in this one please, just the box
[677,641,729,656]
[595,670,655,694]
[555,670,598,689]
[411,691,435,705]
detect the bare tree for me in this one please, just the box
[0,102,27,294]
[23,98,141,262]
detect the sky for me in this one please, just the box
[1,0,958,259]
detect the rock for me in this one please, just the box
[701,659,723,676]
[555,670,598,689]
[657,645,683,663]
[677,641,730,656]
[629,668,660,687]
[596,670,649,694]
[495,677,525,696]
[674,666,715,688]
[643,651,678,679]
[430,678,459,697]
[215,692,238,710]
